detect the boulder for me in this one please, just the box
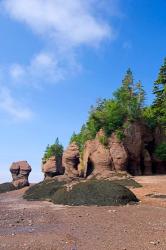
[42,156,64,179]
[62,142,80,178]
[109,133,128,171]
[10,161,31,188]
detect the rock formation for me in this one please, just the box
[62,142,80,178]
[83,130,113,179]
[142,149,152,175]
[10,161,31,188]
[152,126,166,174]
[83,140,112,179]
[123,122,153,175]
[42,156,64,179]
[44,123,165,180]
[109,133,128,171]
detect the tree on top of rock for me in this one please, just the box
[42,138,63,163]
[114,69,145,120]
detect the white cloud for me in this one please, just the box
[9,52,67,86]
[1,0,115,87]
[0,0,118,119]
[10,64,25,79]
[2,0,112,47]
[0,86,33,121]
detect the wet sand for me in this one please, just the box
[0,176,165,250]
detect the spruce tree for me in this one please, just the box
[153,58,166,126]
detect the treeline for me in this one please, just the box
[43,58,166,161]
[70,58,166,156]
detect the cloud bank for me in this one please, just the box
[0,0,117,120]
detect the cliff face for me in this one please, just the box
[153,126,166,174]
[42,122,166,180]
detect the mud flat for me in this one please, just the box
[0,176,166,250]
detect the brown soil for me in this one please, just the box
[0,176,166,250]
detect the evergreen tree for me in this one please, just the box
[153,58,166,126]
[42,138,63,163]
[114,70,145,120]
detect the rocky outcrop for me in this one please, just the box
[142,149,152,175]
[62,142,80,178]
[10,161,31,188]
[153,126,166,174]
[83,131,113,179]
[123,122,153,175]
[109,133,128,171]
[42,156,64,179]
[44,123,165,180]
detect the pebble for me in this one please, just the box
[150,240,160,245]
[108,210,117,213]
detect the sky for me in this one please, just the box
[0,0,166,183]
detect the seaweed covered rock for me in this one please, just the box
[109,133,128,171]
[24,179,65,201]
[0,182,16,193]
[63,142,80,178]
[51,180,139,206]
[42,156,64,179]
[10,161,31,188]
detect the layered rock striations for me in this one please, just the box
[10,161,31,188]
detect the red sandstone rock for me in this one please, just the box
[62,142,80,178]
[83,131,113,179]
[10,161,31,188]
[109,133,128,171]
[42,156,64,179]
[142,149,152,175]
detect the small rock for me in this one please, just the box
[149,240,160,245]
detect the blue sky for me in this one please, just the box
[0,0,166,183]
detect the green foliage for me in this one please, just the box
[43,138,63,163]
[23,179,65,201]
[98,135,108,146]
[0,182,16,193]
[70,69,146,153]
[114,69,145,120]
[70,99,126,152]
[143,106,157,128]
[51,180,139,206]
[155,143,166,161]
[153,58,166,127]
[115,128,125,141]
